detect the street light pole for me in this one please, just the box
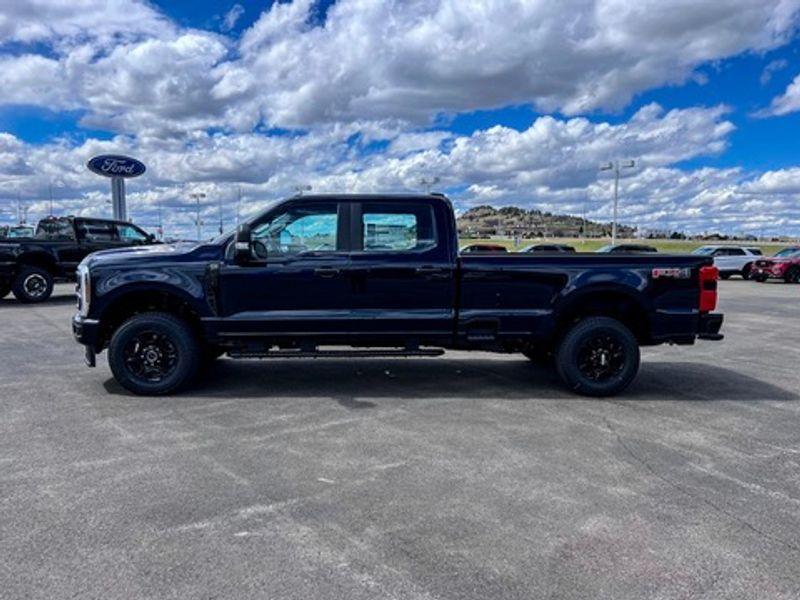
[189,192,206,240]
[599,160,635,245]
[419,176,440,194]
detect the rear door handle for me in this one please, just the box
[314,266,341,278]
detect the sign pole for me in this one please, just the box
[111,176,127,221]
[87,155,145,223]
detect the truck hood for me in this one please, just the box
[81,242,223,269]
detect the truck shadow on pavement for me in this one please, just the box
[103,358,797,404]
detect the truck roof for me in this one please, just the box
[285,193,451,203]
[39,215,134,225]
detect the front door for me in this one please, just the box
[217,200,352,337]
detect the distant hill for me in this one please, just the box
[456,205,635,239]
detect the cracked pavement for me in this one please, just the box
[1,281,799,599]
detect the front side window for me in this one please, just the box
[360,203,436,252]
[251,203,338,258]
[117,224,149,242]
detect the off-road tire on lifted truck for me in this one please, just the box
[555,317,640,397]
[12,265,54,303]
[108,312,201,396]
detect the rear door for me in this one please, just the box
[713,247,747,271]
[347,199,456,341]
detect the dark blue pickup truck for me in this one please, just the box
[72,194,723,397]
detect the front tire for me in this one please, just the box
[555,317,640,397]
[108,312,201,395]
[12,266,53,303]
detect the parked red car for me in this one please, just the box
[751,247,800,283]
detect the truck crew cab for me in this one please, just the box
[72,194,723,397]
[0,216,156,303]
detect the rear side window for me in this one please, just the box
[360,203,437,252]
[80,220,117,242]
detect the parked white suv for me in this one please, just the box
[691,245,762,279]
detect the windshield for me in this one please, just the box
[596,245,613,253]
[212,198,283,245]
[691,246,715,255]
[774,248,800,258]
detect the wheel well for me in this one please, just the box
[556,291,649,343]
[17,253,57,274]
[98,290,203,348]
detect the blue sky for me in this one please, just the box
[0,0,799,237]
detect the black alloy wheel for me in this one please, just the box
[108,312,200,395]
[555,317,640,397]
[12,266,54,303]
[123,330,179,383]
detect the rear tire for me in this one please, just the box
[785,267,800,284]
[108,312,201,396]
[555,317,640,397]
[741,263,753,280]
[12,266,53,303]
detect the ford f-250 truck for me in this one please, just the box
[0,216,156,302]
[72,194,723,397]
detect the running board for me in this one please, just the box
[227,348,445,360]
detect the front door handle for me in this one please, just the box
[415,266,450,278]
[314,266,341,278]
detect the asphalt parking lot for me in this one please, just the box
[1,281,799,599]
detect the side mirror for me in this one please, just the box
[234,223,252,264]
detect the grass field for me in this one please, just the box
[459,237,792,255]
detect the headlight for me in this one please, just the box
[77,265,91,316]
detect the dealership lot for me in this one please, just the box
[1,282,799,599]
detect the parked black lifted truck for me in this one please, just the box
[0,216,156,303]
[72,194,723,397]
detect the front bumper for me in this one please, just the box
[697,312,724,341]
[72,314,101,366]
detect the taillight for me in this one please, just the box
[699,265,718,312]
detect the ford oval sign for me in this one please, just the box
[87,155,146,178]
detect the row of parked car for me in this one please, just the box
[460,242,800,283]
